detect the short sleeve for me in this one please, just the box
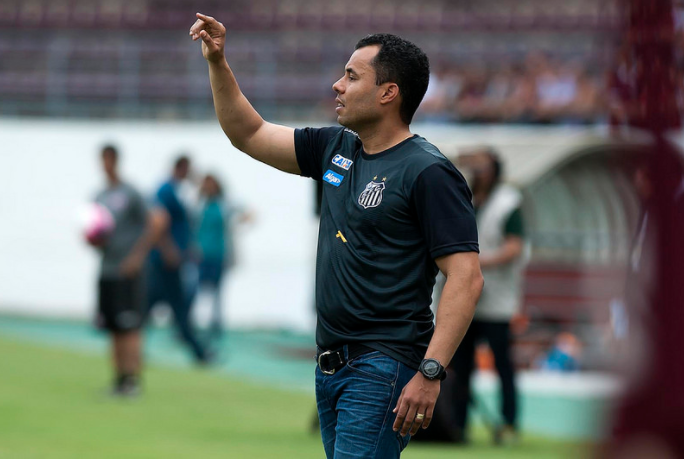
[294,127,344,180]
[411,162,479,259]
[504,207,525,237]
[128,187,148,219]
[156,183,173,210]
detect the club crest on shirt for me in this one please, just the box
[358,180,385,209]
[331,154,353,171]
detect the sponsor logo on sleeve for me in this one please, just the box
[323,169,344,187]
[331,154,354,171]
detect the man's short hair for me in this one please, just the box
[101,144,118,160]
[355,33,430,125]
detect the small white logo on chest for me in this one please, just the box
[358,180,386,209]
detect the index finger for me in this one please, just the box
[189,12,216,36]
[392,396,408,432]
[189,18,205,37]
[196,12,217,24]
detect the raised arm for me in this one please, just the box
[189,13,299,174]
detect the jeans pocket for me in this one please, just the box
[346,352,398,386]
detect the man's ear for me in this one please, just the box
[379,82,400,105]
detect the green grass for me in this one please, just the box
[0,336,589,458]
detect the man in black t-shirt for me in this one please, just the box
[190,15,483,458]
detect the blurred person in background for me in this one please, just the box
[536,332,582,373]
[146,156,212,364]
[417,64,462,122]
[452,147,525,445]
[499,63,538,123]
[533,57,579,123]
[194,173,251,341]
[454,64,490,123]
[89,145,166,396]
[567,66,601,124]
[607,46,643,133]
[478,62,518,122]
[406,50,605,124]
[535,59,600,125]
[190,14,483,458]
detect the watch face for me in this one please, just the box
[422,359,440,377]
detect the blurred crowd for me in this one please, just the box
[418,52,603,124]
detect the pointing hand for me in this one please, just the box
[189,12,226,63]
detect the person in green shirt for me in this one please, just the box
[452,147,526,445]
[195,174,249,340]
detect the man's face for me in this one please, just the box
[468,152,496,192]
[332,45,385,130]
[102,151,117,179]
[175,161,190,180]
[201,176,219,197]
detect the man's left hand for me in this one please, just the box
[392,373,441,436]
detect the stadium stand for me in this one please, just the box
[0,0,620,120]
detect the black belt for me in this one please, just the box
[316,344,374,375]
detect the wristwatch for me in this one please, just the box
[418,358,447,381]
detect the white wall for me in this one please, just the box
[1,119,609,331]
[0,118,319,331]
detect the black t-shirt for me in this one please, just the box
[295,127,479,369]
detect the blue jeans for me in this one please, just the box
[316,348,415,458]
[146,264,207,361]
[199,258,226,338]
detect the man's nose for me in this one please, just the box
[332,78,344,94]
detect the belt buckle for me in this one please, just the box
[317,350,337,375]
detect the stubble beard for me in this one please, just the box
[337,108,379,134]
